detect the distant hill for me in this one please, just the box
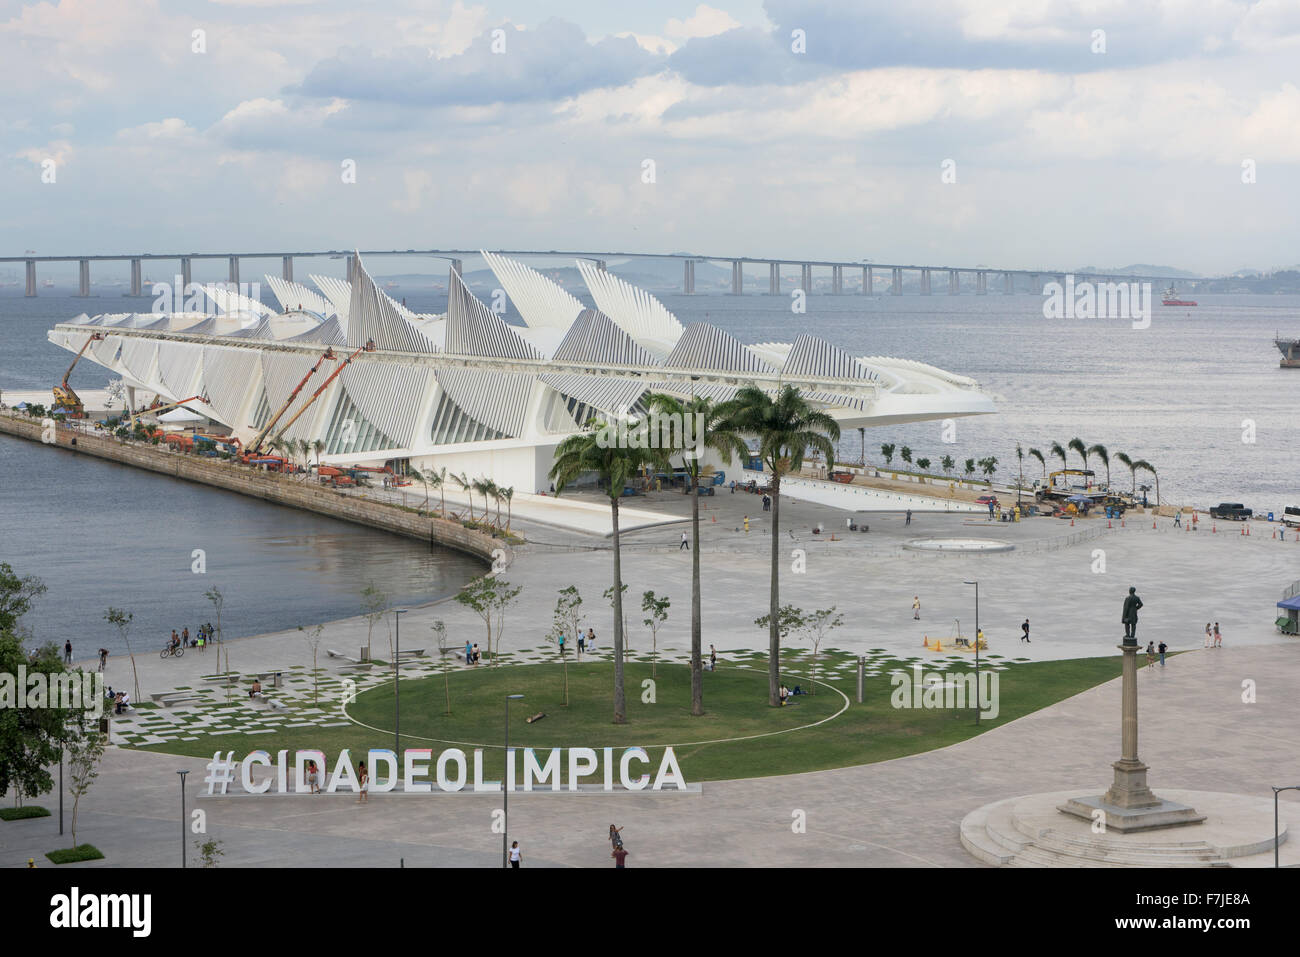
[1073,264,1198,278]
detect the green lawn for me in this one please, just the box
[137,650,1122,782]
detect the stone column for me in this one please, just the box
[25,260,37,297]
[891,267,902,295]
[282,256,294,282]
[732,260,743,295]
[862,266,872,295]
[832,265,842,295]
[801,263,812,294]
[920,268,931,295]
[1004,272,1014,294]
[976,270,987,295]
[78,259,90,297]
[948,269,959,294]
[769,262,779,295]
[181,257,192,291]
[130,258,142,297]
[228,255,240,286]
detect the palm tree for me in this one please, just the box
[1088,444,1110,489]
[471,478,494,527]
[550,420,663,724]
[411,467,432,511]
[452,472,473,521]
[1068,437,1088,475]
[1115,452,1137,495]
[1028,447,1046,479]
[311,438,325,476]
[501,486,514,532]
[1133,460,1159,506]
[717,385,839,707]
[647,393,749,717]
[1049,441,1068,474]
[1015,443,1025,505]
[298,439,313,481]
[489,479,504,528]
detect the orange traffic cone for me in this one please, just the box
[1212,524,1216,533]
[1153,519,1157,529]
[1121,519,1125,527]
[1070,518,1075,527]
[1240,525,1245,536]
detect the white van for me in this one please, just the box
[1284,506,1300,527]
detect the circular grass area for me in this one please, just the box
[348,660,845,750]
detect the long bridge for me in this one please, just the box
[1,248,1225,298]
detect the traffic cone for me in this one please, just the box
[1153,519,1157,529]
[1108,519,1112,528]
[1070,518,1075,527]
[923,636,929,649]
[1240,525,1245,536]
[1121,519,1125,527]
[1212,524,1216,534]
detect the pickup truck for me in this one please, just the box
[1209,503,1252,520]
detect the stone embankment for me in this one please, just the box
[0,413,504,567]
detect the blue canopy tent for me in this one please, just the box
[1276,595,1300,635]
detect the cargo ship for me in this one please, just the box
[1276,335,1300,368]
[1161,284,1197,306]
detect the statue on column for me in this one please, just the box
[1122,586,1143,642]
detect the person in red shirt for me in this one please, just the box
[612,846,629,868]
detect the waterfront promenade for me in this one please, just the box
[2,407,1297,867]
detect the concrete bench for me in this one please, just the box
[395,648,427,658]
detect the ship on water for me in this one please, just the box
[1161,284,1197,306]
[1276,335,1300,368]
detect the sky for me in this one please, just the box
[2,0,1299,275]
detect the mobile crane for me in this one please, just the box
[52,332,105,417]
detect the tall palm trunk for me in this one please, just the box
[690,468,703,716]
[768,473,781,707]
[611,495,627,723]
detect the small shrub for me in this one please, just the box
[46,844,105,864]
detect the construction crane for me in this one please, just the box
[127,394,209,432]
[52,332,105,418]
[245,346,339,456]
[262,340,374,454]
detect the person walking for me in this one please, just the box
[357,761,369,804]
[1158,640,1167,666]
[1145,641,1156,669]
[905,509,912,526]
[1204,623,1212,648]
[465,639,473,664]
[586,628,596,651]
[1021,619,1030,643]
[743,515,750,533]
[64,640,72,664]
[509,841,522,868]
[558,632,566,655]
[912,596,921,620]
[578,631,586,656]
[710,644,717,672]
[1174,510,1181,527]
[98,648,109,672]
[612,845,629,868]
[680,531,689,551]
[1213,622,1222,648]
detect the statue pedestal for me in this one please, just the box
[1058,641,1205,833]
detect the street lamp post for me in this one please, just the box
[964,580,980,725]
[1274,786,1300,867]
[59,737,64,836]
[503,693,524,868]
[177,769,190,868]
[393,609,407,755]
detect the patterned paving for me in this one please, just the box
[108,644,1016,747]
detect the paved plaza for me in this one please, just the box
[5,486,1298,867]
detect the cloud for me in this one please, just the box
[667,4,742,40]
[296,18,665,106]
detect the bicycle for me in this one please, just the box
[160,643,185,659]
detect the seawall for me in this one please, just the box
[0,413,506,568]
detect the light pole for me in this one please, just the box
[1274,786,1300,867]
[58,736,64,836]
[503,693,524,868]
[177,769,190,868]
[393,609,407,755]
[963,580,981,725]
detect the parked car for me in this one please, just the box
[975,495,999,507]
[1209,502,1252,520]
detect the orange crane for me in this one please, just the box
[245,346,339,456]
[261,340,374,454]
[52,332,105,417]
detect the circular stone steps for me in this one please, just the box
[962,789,1295,868]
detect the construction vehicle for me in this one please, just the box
[258,340,374,454]
[245,346,340,457]
[52,332,105,418]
